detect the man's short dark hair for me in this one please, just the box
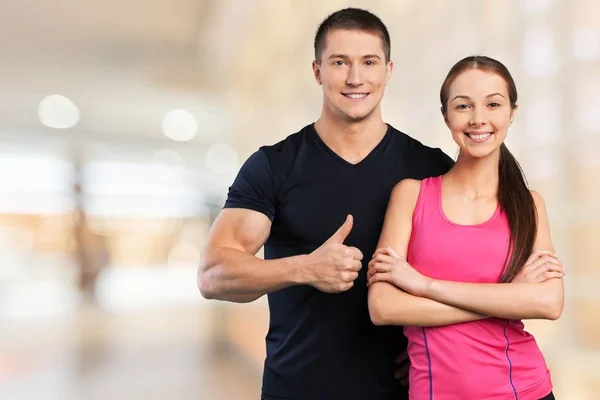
[314,8,391,64]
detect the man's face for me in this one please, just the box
[313,29,392,123]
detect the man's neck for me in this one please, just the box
[314,113,388,165]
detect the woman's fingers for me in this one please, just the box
[368,271,392,286]
[373,247,402,259]
[367,263,392,280]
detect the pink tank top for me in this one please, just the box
[405,176,552,400]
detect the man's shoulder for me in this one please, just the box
[388,125,451,159]
[258,124,312,157]
[387,124,454,175]
[245,124,313,180]
[387,125,444,155]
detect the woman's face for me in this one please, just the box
[444,68,517,159]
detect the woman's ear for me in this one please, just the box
[441,107,450,128]
[510,103,518,123]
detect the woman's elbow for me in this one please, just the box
[368,296,388,326]
[546,296,564,320]
[369,307,387,326]
[542,292,564,320]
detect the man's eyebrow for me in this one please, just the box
[327,54,350,60]
[327,54,382,60]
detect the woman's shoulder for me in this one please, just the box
[389,178,423,208]
[392,178,422,193]
[530,189,544,202]
[529,190,547,214]
[391,175,442,197]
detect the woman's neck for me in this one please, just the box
[445,149,501,200]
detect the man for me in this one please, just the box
[198,8,453,400]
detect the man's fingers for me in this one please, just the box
[400,376,409,387]
[343,271,359,283]
[325,215,353,245]
[394,351,410,384]
[396,351,409,364]
[348,246,364,261]
[394,363,410,380]
[340,281,354,292]
[348,260,363,272]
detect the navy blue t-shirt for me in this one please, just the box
[224,123,454,400]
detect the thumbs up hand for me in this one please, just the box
[304,215,364,293]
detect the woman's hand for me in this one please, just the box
[367,247,432,297]
[512,249,564,284]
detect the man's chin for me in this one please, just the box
[342,109,374,123]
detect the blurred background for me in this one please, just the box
[0,0,598,399]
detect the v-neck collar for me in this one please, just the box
[309,123,391,168]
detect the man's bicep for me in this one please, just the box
[207,208,272,255]
[209,149,276,255]
[224,150,276,220]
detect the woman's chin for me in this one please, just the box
[459,146,500,160]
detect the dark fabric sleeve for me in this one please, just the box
[411,146,456,180]
[434,148,455,175]
[223,150,276,221]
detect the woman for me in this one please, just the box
[367,56,564,400]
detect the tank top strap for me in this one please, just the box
[412,175,443,226]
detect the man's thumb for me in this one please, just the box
[327,215,353,244]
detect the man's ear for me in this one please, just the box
[312,60,322,85]
[385,61,393,85]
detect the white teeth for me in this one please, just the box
[468,133,491,140]
[345,93,367,99]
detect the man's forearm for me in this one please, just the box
[369,282,486,327]
[198,246,308,303]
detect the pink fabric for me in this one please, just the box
[405,176,553,400]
